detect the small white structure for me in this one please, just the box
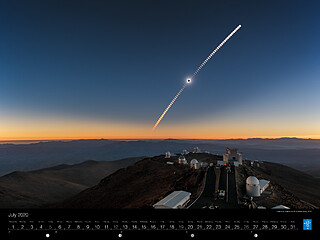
[223,147,242,165]
[193,147,200,153]
[246,176,260,197]
[178,156,187,165]
[182,149,188,155]
[271,205,290,209]
[165,152,171,158]
[257,206,266,209]
[190,159,199,169]
[153,191,191,209]
[166,161,174,165]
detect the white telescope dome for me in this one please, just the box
[246,176,259,185]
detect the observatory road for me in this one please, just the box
[189,166,238,209]
[227,166,238,207]
[189,166,216,209]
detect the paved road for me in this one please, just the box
[227,166,238,207]
[190,165,238,209]
[189,167,216,209]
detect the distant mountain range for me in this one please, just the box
[0,138,319,177]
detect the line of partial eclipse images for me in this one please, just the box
[152,24,242,131]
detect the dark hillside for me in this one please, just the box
[235,160,320,208]
[0,157,143,208]
[58,154,217,208]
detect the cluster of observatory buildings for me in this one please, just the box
[223,147,243,166]
[165,147,207,169]
[153,147,207,209]
[178,156,208,169]
[154,147,279,209]
[165,147,244,170]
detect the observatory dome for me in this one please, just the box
[246,176,260,197]
[190,159,198,164]
[178,156,187,164]
[190,159,199,169]
[246,176,259,185]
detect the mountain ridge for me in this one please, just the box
[0,157,144,208]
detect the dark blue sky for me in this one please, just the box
[1,0,320,139]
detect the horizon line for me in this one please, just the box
[0,136,319,142]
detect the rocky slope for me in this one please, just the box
[0,157,143,208]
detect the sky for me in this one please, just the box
[1,0,320,140]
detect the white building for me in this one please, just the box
[223,147,242,165]
[153,191,191,209]
[165,152,171,158]
[259,179,270,193]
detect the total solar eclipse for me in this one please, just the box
[152,25,242,131]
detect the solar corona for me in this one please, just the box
[152,25,242,131]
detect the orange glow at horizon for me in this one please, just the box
[2,134,320,141]
[1,111,320,141]
[1,124,320,141]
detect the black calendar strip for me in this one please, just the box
[8,221,298,231]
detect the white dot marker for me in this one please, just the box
[45,233,50,238]
[118,233,122,238]
[191,233,195,238]
[254,233,258,238]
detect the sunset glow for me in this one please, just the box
[1,112,320,141]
